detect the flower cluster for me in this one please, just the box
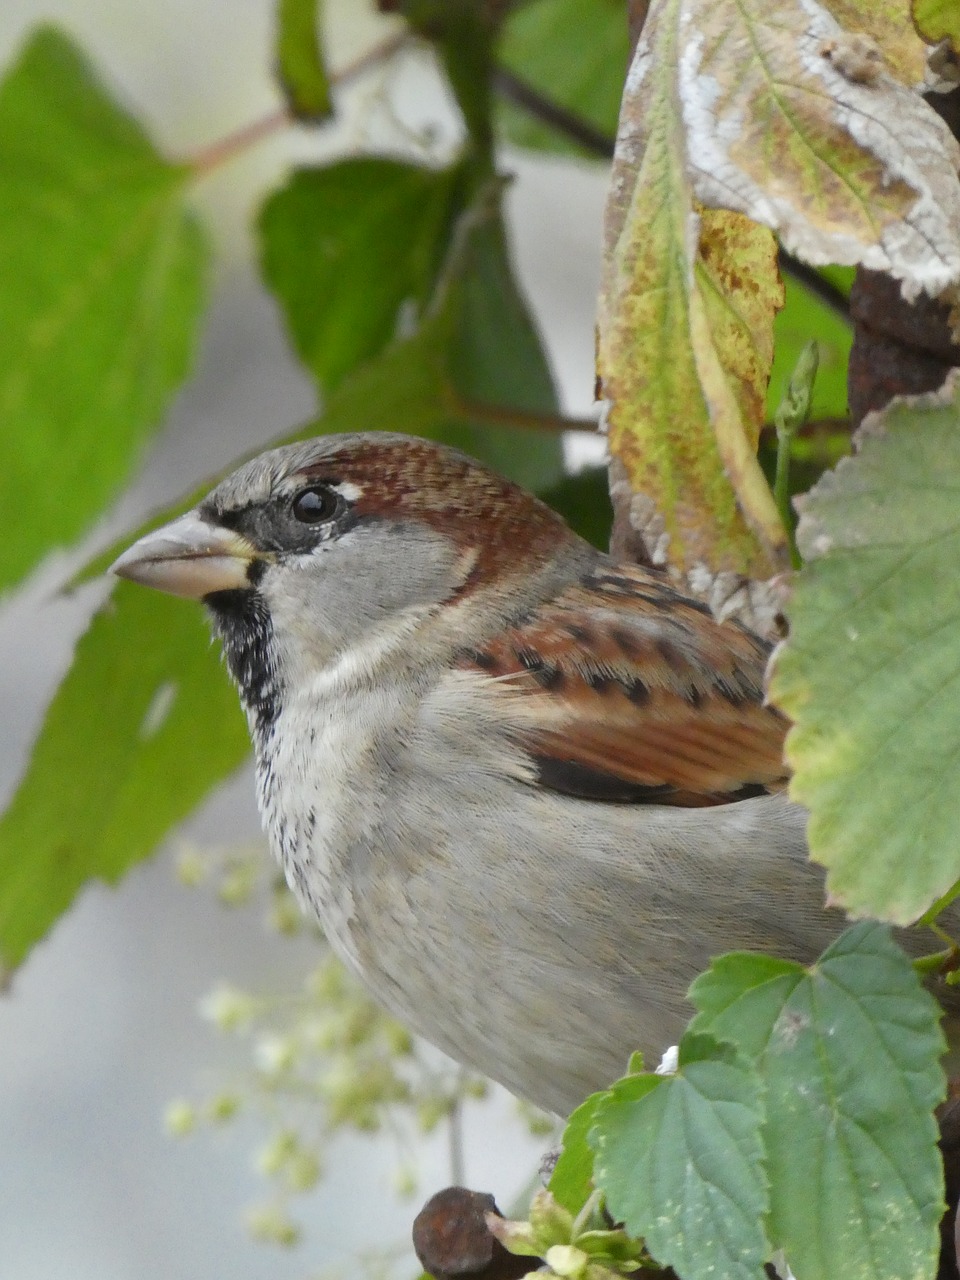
[168,841,546,1254]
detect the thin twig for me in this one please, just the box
[492,66,615,158]
[913,946,960,978]
[777,249,852,324]
[187,108,293,177]
[448,1087,465,1188]
[186,27,412,176]
[328,27,412,92]
[450,392,598,435]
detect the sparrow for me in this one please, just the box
[110,432,952,1115]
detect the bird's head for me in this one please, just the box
[111,432,585,720]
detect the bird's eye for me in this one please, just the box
[291,485,338,524]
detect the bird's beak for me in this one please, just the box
[110,512,259,600]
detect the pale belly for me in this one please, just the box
[254,705,832,1113]
[250,683,960,1115]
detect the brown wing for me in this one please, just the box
[460,564,789,808]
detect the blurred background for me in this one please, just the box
[0,2,611,1276]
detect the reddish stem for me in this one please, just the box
[185,27,411,177]
[187,108,292,177]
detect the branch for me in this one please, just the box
[186,28,411,176]
[448,392,597,435]
[777,250,851,324]
[492,66,615,159]
[187,108,292,177]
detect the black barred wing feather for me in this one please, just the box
[461,565,789,808]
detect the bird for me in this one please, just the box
[110,431,951,1115]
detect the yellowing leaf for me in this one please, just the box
[826,1,928,84]
[692,213,787,567]
[675,0,960,300]
[598,0,786,578]
[771,374,960,924]
[602,0,960,579]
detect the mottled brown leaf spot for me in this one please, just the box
[729,108,915,243]
[829,0,927,82]
[820,34,885,86]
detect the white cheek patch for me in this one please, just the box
[285,522,361,565]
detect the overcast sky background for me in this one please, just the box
[0,3,611,1276]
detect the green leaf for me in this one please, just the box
[275,0,331,120]
[539,468,612,549]
[8,184,563,967]
[299,196,564,490]
[0,583,249,970]
[398,0,498,166]
[688,953,803,1042]
[497,0,627,157]
[591,1034,769,1280]
[88,186,566,583]
[770,377,960,923]
[691,924,946,1280]
[0,26,208,594]
[914,0,960,53]
[261,169,564,488]
[439,196,562,487]
[548,1091,605,1213]
[259,158,464,394]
